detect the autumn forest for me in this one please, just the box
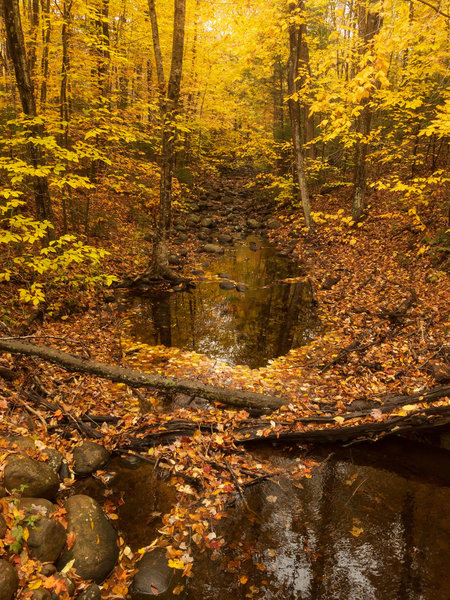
[0,0,449,597]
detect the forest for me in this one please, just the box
[0,0,449,597]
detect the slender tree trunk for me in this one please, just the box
[39,0,51,107]
[351,4,382,222]
[147,0,186,278]
[287,0,312,228]
[2,0,54,240]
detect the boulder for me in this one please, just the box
[129,549,179,600]
[73,442,110,476]
[0,514,7,538]
[247,218,260,229]
[236,283,248,292]
[0,560,18,600]
[168,255,181,266]
[186,214,201,225]
[31,590,51,600]
[41,564,57,577]
[201,217,214,228]
[42,448,64,474]
[27,515,66,562]
[249,241,261,251]
[202,244,224,255]
[266,218,279,229]
[217,233,233,244]
[218,273,231,279]
[18,497,56,516]
[57,495,118,583]
[219,280,236,291]
[77,584,101,600]
[4,455,60,499]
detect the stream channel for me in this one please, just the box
[107,236,450,599]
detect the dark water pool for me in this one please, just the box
[124,237,321,368]
[83,434,450,600]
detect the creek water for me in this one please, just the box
[114,236,450,598]
[124,236,320,368]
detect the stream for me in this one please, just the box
[113,235,450,599]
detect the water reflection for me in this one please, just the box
[126,238,321,368]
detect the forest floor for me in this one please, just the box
[0,172,449,597]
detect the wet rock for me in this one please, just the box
[0,560,18,600]
[201,217,214,228]
[168,255,181,266]
[174,224,186,233]
[202,244,224,254]
[76,584,101,600]
[42,448,64,474]
[236,283,248,292]
[28,516,66,562]
[57,495,119,583]
[197,231,208,241]
[73,441,110,476]
[218,272,231,279]
[0,435,35,452]
[4,455,60,499]
[186,214,201,225]
[41,563,57,577]
[247,218,260,229]
[0,514,6,538]
[249,241,261,251]
[59,461,71,481]
[31,589,51,600]
[217,233,233,244]
[266,218,279,229]
[219,280,236,290]
[129,549,179,600]
[18,497,56,516]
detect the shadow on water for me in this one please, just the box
[81,436,450,600]
[125,237,321,368]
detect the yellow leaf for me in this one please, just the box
[168,559,185,570]
[28,580,42,590]
[333,416,345,424]
[350,526,363,537]
[239,576,248,585]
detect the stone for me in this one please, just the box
[41,564,57,577]
[73,442,110,476]
[217,233,233,244]
[129,549,179,600]
[176,232,188,242]
[41,449,64,474]
[197,231,208,241]
[186,214,201,225]
[18,497,56,516]
[59,461,71,481]
[0,514,6,538]
[202,244,224,255]
[27,516,66,562]
[0,559,18,600]
[76,584,101,600]
[178,248,188,257]
[201,217,214,228]
[31,590,51,600]
[266,218,279,229]
[0,485,6,498]
[247,218,260,229]
[236,283,248,292]
[249,241,261,251]
[218,273,231,279]
[4,455,60,499]
[168,255,181,266]
[57,495,118,583]
[219,280,236,290]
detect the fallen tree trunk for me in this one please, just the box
[0,338,286,413]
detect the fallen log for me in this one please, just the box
[0,338,286,413]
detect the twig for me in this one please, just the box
[15,395,48,432]
[344,477,367,505]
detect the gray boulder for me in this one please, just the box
[76,584,101,600]
[219,280,236,291]
[202,244,224,254]
[57,495,118,583]
[129,549,179,600]
[4,455,60,499]
[28,516,66,562]
[18,497,56,516]
[217,233,233,244]
[0,560,18,600]
[73,442,110,476]
[236,283,248,292]
[247,218,260,229]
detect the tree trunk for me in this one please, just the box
[39,0,51,108]
[351,4,382,222]
[147,0,186,278]
[287,0,312,228]
[2,0,54,239]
